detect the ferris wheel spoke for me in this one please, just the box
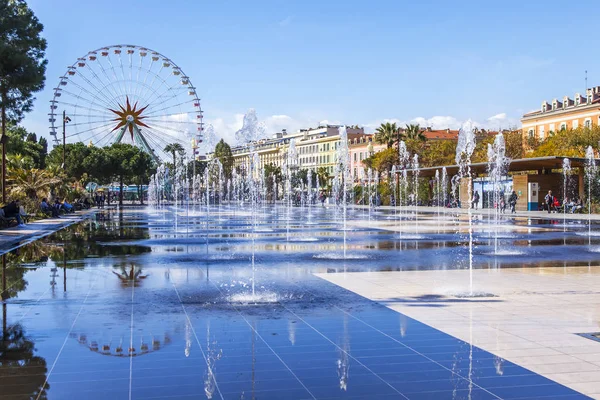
[143,89,187,115]
[117,53,128,96]
[138,76,173,111]
[55,101,110,116]
[144,117,195,125]
[141,130,173,154]
[106,56,127,100]
[63,113,113,119]
[66,120,116,138]
[59,89,116,115]
[92,127,119,147]
[65,78,117,113]
[143,121,188,136]
[94,59,126,103]
[141,65,165,107]
[76,66,121,110]
[142,101,197,118]
[133,56,144,100]
[66,119,114,128]
[145,125,187,145]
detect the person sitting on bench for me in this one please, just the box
[41,198,59,217]
[3,200,25,227]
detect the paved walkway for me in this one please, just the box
[0,208,97,254]
[351,204,599,221]
[318,268,600,399]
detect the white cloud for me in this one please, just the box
[202,110,523,153]
[487,113,507,122]
[364,113,520,133]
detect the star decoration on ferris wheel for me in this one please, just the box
[109,96,150,140]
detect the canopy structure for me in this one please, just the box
[400,156,597,178]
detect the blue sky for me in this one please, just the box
[22,0,600,145]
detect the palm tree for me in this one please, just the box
[374,122,401,149]
[8,168,61,200]
[405,124,426,141]
[164,143,185,167]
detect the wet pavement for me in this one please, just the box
[1,205,597,399]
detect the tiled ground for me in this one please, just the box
[318,267,600,398]
[1,206,598,399]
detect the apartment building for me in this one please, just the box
[221,125,365,176]
[521,86,600,140]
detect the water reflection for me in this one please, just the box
[112,263,148,287]
[204,321,222,399]
[0,322,49,399]
[0,207,593,399]
[336,314,350,391]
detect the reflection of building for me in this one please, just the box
[521,86,600,140]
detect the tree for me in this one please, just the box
[5,124,44,168]
[366,147,398,175]
[37,136,47,168]
[47,142,93,181]
[163,143,185,170]
[504,130,524,160]
[422,140,456,167]
[374,122,401,149]
[106,143,156,205]
[405,124,426,141]
[214,139,234,180]
[316,166,330,189]
[263,163,282,200]
[187,159,207,180]
[7,167,60,200]
[0,0,48,202]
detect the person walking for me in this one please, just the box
[508,190,518,213]
[471,191,480,209]
[544,190,554,213]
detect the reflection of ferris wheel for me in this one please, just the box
[49,44,203,163]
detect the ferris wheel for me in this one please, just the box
[49,44,204,163]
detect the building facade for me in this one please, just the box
[217,125,365,177]
[521,86,600,140]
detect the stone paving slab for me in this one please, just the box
[316,268,600,399]
[0,208,97,253]
[351,204,600,221]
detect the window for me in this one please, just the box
[560,123,567,131]
[539,126,545,139]
[572,120,579,129]
[585,118,592,129]
[528,129,534,138]
[354,153,357,162]
[549,123,555,132]
[359,153,363,161]
[542,104,546,112]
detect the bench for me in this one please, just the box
[0,209,28,227]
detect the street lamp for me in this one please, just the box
[62,111,71,168]
[191,137,198,178]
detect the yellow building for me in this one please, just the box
[521,86,600,140]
